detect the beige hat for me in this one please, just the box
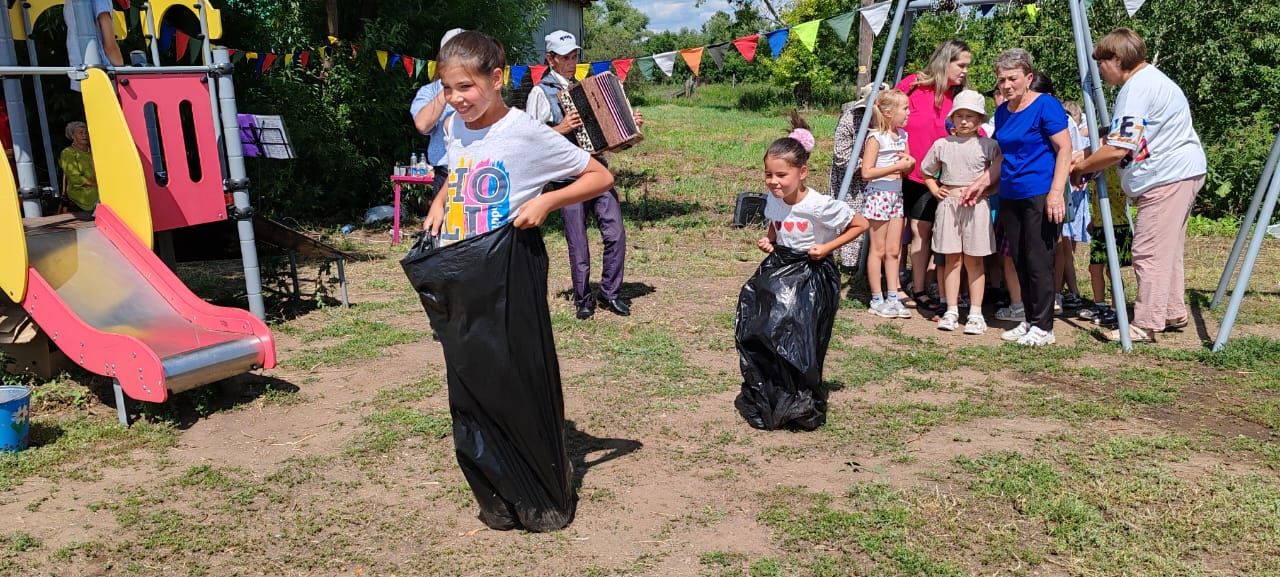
[951,90,988,119]
[847,81,890,111]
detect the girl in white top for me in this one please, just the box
[860,89,915,319]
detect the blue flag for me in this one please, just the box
[511,65,529,87]
[765,28,790,59]
[388,53,401,70]
[589,60,611,76]
[159,23,176,53]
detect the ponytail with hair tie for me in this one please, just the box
[788,129,815,152]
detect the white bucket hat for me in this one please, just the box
[951,90,988,119]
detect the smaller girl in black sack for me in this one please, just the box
[735,112,871,431]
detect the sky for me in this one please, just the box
[631,0,737,33]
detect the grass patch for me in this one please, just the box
[285,314,425,370]
[0,417,175,490]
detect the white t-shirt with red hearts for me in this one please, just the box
[764,188,855,251]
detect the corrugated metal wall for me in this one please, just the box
[533,0,586,57]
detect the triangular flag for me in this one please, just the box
[590,60,611,76]
[792,20,821,52]
[1025,3,1039,21]
[159,22,175,52]
[612,58,633,82]
[707,43,728,69]
[427,60,437,80]
[252,53,264,75]
[504,66,511,86]
[318,46,328,59]
[1124,0,1145,16]
[733,34,759,62]
[679,47,704,76]
[575,63,590,80]
[861,0,892,37]
[351,44,360,58]
[530,64,548,84]
[653,52,677,77]
[511,65,528,86]
[389,53,401,71]
[635,56,655,80]
[825,11,857,44]
[228,48,239,59]
[765,29,790,58]
[175,30,190,60]
[284,53,294,67]
[300,50,311,68]
[189,42,201,64]
[376,50,388,70]
[403,55,415,77]
[262,53,277,72]
[414,59,425,78]
[327,35,339,45]
[980,3,995,15]
[114,0,130,9]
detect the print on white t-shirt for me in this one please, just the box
[764,188,855,251]
[1106,65,1206,197]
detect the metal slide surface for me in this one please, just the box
[20,208,275,402]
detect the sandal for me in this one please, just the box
[1164,315,1189,331]
[1104,326,1156,343]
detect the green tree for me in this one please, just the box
[583,0,651,62]
[771,0,867,102]
[698,7,772,84]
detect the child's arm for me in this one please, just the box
[859,137,895,180]
[758,222,776,254]
[423,185,448,235]
[513,157,614,229]
[961,141,1002,205]
[809,214,870,261]
[920,143,945,200]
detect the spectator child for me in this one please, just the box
[860,89,916,319]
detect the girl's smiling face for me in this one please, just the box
[764,155,808,200]
[440,65,506,127]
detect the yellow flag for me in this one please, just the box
[376,50,388,70]
[428,60,437,80]
[504,66,511,86]
[327,35,339,45]
[575,63,589,81]
[284,53,294,66]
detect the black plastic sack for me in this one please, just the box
[401,225,575,532]
[734,246,840,431]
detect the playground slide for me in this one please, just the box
[19,206,276,403]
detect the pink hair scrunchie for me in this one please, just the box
[789,128,815,152]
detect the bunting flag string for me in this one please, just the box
[765,28,789,59]
[261,53,277,72]
[402,55,415,77]
[414,58,425,78]
[707,43,729,69]
[612,58,632,83]
[733,34,759,62]
[299,50,311,68]
[861,0,892,36]
[529,64,548,85]
[175,29,190,60]
[284,53,294,67]
[574,63,590,80]
[427,60,437,80]
[792,19,821,53]
[653,51,677,77]
[389,53,402,71]
[511,65,528,86]
[635,56,655,80]
[376,50,389,70]
[679,47,704,77]
[825,11,856,44]
[1124,0,1145,16]
[589,60,612,76]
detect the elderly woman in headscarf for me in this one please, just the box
[59,121,98,211]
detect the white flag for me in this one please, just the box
[860,0,892,37]
[1125,0,1146,16]
[653,51,677,77]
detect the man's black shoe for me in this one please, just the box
[599,297,631,316]
[576,304,595,320]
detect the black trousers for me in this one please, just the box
[999,194,1060,331]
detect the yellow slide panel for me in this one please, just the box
[82,68,152,247]
[9,0,126,41]
[143,0,222,41]
[0,145,26,303]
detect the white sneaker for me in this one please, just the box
[937,311,960,331]
[995,303,1025,322]
[891,299,912,319]
[1017,326,1056,346]
[964,315,988,335]
[1001,322,1031,342]
[870,300,895,318]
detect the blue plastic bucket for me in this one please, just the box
[0,386,32,452]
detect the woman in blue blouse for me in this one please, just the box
[991,49,1072,346]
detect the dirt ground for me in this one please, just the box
[2,223,1279,577]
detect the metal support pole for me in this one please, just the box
[1214,163,1280,352]
[197,0,226,178]
[1213,129,1280,309]
[212,47,266,320]
[838,0,912,202]
[288,253,301,300]
[113,380,130,427]
[336,258,350,308]
[1070,0,1132,350]
[19,6,58,197]
[0,3,41,216]
[144,2,162,66]
[892,11,914,86]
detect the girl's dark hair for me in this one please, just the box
[765,111,813,167]
[437,31,506,78]
[1030,70,1056,95]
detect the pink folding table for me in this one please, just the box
[389,174,434,245]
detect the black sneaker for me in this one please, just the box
[1062,293,1087,310]
[576,303,595,320]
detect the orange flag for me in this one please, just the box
[679,47,705,76]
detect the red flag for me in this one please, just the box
[262,53,277,71]
[530,64,548,85]
[175,30,190,60]
[612,58,633,83]
[228,48,238,57]
[351,43,360,58]
[402,55,415,77]
[299,50,311,68]
[733,34,760,62]
[114,0,130,9]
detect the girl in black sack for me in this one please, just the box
[735,112,870,430]
[403,31,612,533]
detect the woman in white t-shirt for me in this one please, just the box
[1071,28,1207,344]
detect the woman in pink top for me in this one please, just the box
[895,39,973,318]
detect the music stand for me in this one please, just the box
[237,114,296,160]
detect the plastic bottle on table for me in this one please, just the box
[417,156,429,178]
[409,153,419,176]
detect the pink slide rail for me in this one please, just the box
[20,206,275,403]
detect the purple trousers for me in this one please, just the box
[563,188,626,307]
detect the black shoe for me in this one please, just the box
[575,304,595,320]
[598,297,631,316]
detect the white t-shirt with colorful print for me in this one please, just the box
[764,188,855,251]
[439,108,590,246]
[1106,65,1206,197]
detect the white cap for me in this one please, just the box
[951,90,988,119]
[544,30,581,56]
[441,28,465,51]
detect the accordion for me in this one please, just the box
[556,72,643,154]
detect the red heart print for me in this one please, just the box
[782,221,795,232]
[797,221,809,232]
